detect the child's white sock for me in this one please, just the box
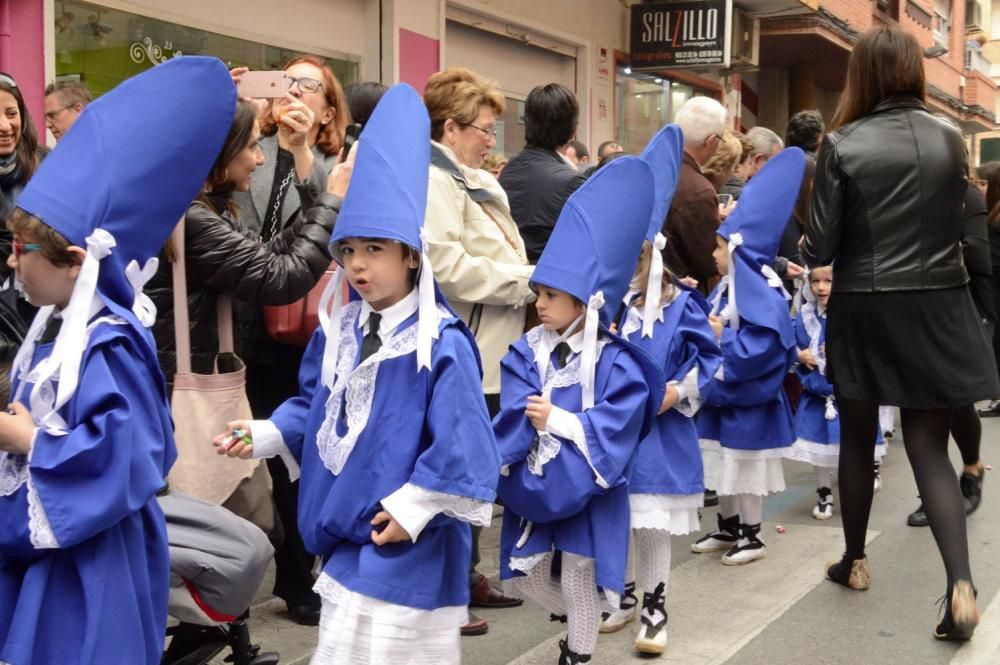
[719,495,740,520]
[635,528,671,613]
[738,494,763,526]
[562,552,600,656]
[815,467,835,491]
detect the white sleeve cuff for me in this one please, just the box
[545,405,585,444]
[26,429,59,550]
[714,363,725,382]
[249,420,300,482]
[381,482,494,542]
[545,407,608,489]
[670,366,702,417]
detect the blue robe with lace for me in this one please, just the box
[269,303,500,611]
[697,290,796,450]
[622,290,722,496]
[495,327,656,595]
[0,316,175,665]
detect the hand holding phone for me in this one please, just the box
[237,71,290,99]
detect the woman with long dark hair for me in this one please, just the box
[804,26,998,640]
[0,72,47,270]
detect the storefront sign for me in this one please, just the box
[630,0,732,70]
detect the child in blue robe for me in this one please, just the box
[787,266,885,520]
[692,149,806,566]
[494,156,663,665]
[0,58,233,665]
[600,125,723,655]
[217,85,500,665]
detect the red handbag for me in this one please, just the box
[263,262,347,346]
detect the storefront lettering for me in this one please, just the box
[129,37,183,65]
[640,8,718,44]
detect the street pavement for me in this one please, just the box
[210,407,1000,665]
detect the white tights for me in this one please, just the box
[815,467,834,490]
[718,493,763,525]
[512,552,600,656]
[634,528,671,613]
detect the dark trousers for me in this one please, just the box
[246,357,318,604]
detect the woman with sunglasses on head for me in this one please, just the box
[231,54,350,628]
[0,73,48,275]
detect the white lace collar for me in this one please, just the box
[357,288,419,337]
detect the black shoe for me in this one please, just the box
[557,639,592,664]
[703,489,719,507]
[960,468,985,515]
[162,622,228,665]
[977,400,1000,417]
[285,599,321,626]
[907,500,929,527]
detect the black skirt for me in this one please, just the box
[826,287,1000,409]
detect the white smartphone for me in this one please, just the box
[237,71,290,99]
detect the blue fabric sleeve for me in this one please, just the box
[493,344,542,467]
[718,324,789,384]
[8,337,171,552]
[410,325,501,502]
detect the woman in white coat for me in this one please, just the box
[422,67,535,636]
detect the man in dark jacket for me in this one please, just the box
[500,83,586,263]
[662,96,728,290]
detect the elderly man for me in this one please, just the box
[742,125,783,181]
[661,96,728,289]
[44,80,92,141]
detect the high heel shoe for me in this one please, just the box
[934,580,980,641]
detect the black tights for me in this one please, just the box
[838,395,972,589]
[951,404,982,468]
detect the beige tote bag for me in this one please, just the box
[165,218,273,532]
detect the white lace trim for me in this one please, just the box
[788,438,886,467]
[629,493,702,534]
[313,572,467,630]
[509,551,549,575]
[27,464,59,549]
[523,326,611,478]
[0,452,28,497]
[315,302,447,475]
[700,439,787,496]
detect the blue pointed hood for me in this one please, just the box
[18,56,235,314]
[715,147,805,347]
[331,84,429,255]
[13,56,234,430]
[639,124,684,242]
[531,156,654,324]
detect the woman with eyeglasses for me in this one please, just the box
[421,67,534,637]
[231,53,350,628]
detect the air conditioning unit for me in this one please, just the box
[966,0,983,31]
[731,10,759,68]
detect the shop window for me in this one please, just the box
[615,65,712,154]
[54,1,358,97]
[980,137,1000,163]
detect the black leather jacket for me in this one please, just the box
[803,96,969,292]
[148,192,340,377]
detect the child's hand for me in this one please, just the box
[658,385,680,415]
[526,395,553,430]
[608,322,619,335]
[0,403,35,455]
[371,510,412,545]
[212,420,254,459]
[680,276,699,289]
[798,348,818,369]
[708,315,724,342]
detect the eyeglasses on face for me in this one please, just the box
[12,239,42,258]
[44,106,73,121]
[286,76,324,94]
[465,123,499,139]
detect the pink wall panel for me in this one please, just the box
[1,0,46,134]
[398,28,439,94]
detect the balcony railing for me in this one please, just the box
[966,48,992,76]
